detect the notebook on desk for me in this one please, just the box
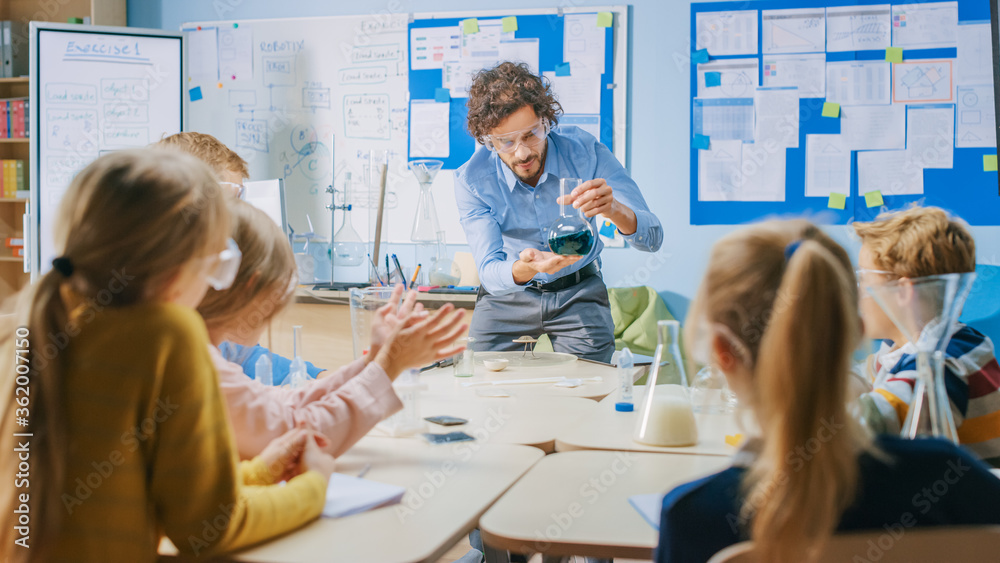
[323,473,406,518]
[628,493,664,531]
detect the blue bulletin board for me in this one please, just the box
[408,12,616,170]
[690,0,1000,226]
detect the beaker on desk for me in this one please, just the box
[332,172,365,267]
[633,320,698,447]
[547,178,595,256]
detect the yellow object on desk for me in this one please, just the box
[725,433,744,447]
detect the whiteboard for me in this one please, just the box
[184,7,629,251]
[29,22,184,276]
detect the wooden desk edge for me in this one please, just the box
[553,439,731,457]
[479,528,654,560]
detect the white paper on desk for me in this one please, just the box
[806,134,851,197]
[841,104,905,151]
[443,59,496,98]
[543,71,601,115]
[907,104,955,169]
[858,150,924,197]
[755,87,799,148]
[958,22,994,85]
[737,142,786,202]
[217,26,253,81]
[761,8,825,54]
[499,38,539,76]
[826,5,891,52]
[762,53,825,98]
[956,84,997,148]
[409,100,450,158]
[563,13,606,74]
[826,61,891,106]
[410,26,461,70]
[323,473,405,518]
[892,2,958,50]
[187,27,219,83]
[698,140,742,202]
[693,98,755,142]
[629,493,664,531]
[892,60,954,104]
[697,59,759,99]
[696,10,759,56]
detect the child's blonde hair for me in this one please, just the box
[198,198,297,339]
[157,131,249,180]
[1,149,229,561]
[685,220,871,563]
[854,206,976,278]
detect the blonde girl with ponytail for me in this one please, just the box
[655,220,1000,563]
[1,149,336,563]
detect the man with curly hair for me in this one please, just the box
[455,62,662,361]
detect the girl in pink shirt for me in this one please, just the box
[198,199,467,459]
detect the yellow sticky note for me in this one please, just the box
[822,102,840,118]
[463,18,479,35]
[885,47,903,63]
[985,155,998,172]
[725,434,744,447]
[501,16,517,33]
[865,190,884,208]
[828,192,847,210]
[597,12,613,27]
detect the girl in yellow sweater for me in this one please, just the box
[1,149,335,562]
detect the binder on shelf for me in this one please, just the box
[0,100,8,138]
[1,22,11,78]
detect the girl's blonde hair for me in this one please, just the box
[1,148,229,561]
[197,198,297,339]
[684,220,871,562]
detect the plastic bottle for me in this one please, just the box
[615,347,634,412]
[255,353,273,387]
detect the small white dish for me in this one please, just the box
[483,359,509,372]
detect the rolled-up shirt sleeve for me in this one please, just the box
[594,142,663,252]
[454,173,523,295]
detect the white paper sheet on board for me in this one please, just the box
[826,61,891,105]
[892,60,954,104]
[858,150,924,196]
[805,134,851,197]
[460,20,502,59]
[956,84,997,148]
[563,13,606,74]
[410,26,461,70]
[443,59,497,97]
[891,2,958,50]
[841,104,906,151]
[187,27,219,83]
[737,142,786,201]
[499,38,540,76]
[543,71,601,115]
[694,98,755,142]
[957,22,994,85]
[561,115,601,140]
[696,10,759,56]
[762,53,825,98]
[761,8,825,54]
[906,104,955,169]
[217,26,253,81]
[698,140,743,201]
[754,87,799,148]
[409,100,450,158]
[696,59,760,99]
[826,5,891,52]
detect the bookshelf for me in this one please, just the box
[0,1,125,299]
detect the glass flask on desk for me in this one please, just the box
[409,159,444,243]
[429,230,461,286]
[332,172,365,267]
[633,320,697,447]
[864,272,976,442]
[547,178,595,256]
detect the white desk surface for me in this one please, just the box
[419,360,625,401]
[370,395,598,453]
[479,450,730,559]
[555,385,746,457]
[162,437,543,563]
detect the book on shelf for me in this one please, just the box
[0,98,28,139]
[0,159,25,198]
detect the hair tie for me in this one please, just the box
[784,240,803,262]
[52,257,74,277]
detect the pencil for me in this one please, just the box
[410,264,421,287]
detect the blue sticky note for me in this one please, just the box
[705,72,722,88]
[555,62,571,77]
[692,134,710,150]
[188,86,203,102]
[692,49,710,64]
[435,88,450,103]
